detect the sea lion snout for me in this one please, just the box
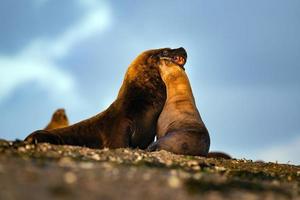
[174,47,187,59]
[158,47,187,69]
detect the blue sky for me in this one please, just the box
[0,0,299,164]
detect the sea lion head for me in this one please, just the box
[147,47,188,83]
[120,48,185,97]
[126,47,187,80]
[51,108,69,124]
[154,47,187,70]
[121,47,188,106]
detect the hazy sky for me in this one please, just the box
[0,0,299,164]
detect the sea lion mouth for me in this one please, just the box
[159,47,187,70]
[172,55,186,69]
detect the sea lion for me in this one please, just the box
[44,109,69,130]
[147,49,211,156]
[207,151,231,159]
[25,48,187,149]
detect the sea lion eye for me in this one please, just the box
[162,50,168,56]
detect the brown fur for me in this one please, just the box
[25,48,171,149]
[147,48,210,156]
[44,109,69,130]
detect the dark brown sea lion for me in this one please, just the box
[44,109,69,130]
[25,48,180,149]
[147,49,211,156]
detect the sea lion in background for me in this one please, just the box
[25,48,178,149]
[44,109,69,130]
[147,49,210,156]
[207,151,231,159]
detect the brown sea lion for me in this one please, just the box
[147,49,211,156]
[44,109,69,130]
[25,48,188,149]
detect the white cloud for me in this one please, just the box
[0,0,111,107]
[256,135,300,165]
[48,1,111,58]
[0,55,74,102]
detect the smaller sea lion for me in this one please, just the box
[44,109,69,130]
[207,151,231,159]
[147,48,210,156]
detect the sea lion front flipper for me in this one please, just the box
[147,133,192,154]
[24,130,64,145]
[146,140,160,152]
[147,131,210,156]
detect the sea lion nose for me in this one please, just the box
[176,47,187,59]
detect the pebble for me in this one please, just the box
[271,180,280,186]
[135,155,143,162]
[79,162,94,169]
[64,172,77,184]
[58,157,75,168]
[165,160,173,167]
[91,154,100,161]
[123,149,130,154]
[17,147,26,152]
[214,166,226,172]
[193,173,203,180]
[178,171,191,179]
[25,144,34,150]
[187,160,199,167]
[170,170,177,176]
[168,175,181,188]
[102,162,113,170]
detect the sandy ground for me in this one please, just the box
[0,139,299,200]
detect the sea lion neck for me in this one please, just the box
[116,61,166,112]
[159,62,195,104]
